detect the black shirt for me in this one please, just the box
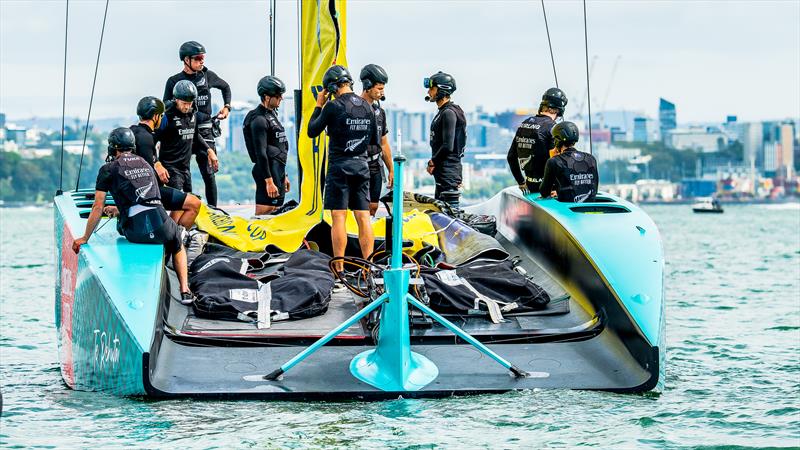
[95,153,161,220]
[539,148,599,203]
[130,123,158,167]
[507,114,556,185]
[163,68,232,117]
[429,101,467,166]
[307,92,378,162]
[243,104,288,179]
[155,102,210,169]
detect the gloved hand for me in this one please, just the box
[519,184,529,195]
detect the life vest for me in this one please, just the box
[514,114,555,180]
[430,102,467,160]
[243,105,288,165]
[106,153,162,224]
[552,149,599,203]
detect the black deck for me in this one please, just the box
[147,233,652,398]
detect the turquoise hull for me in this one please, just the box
[54,190,163,396]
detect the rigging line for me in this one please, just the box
[540,0,558,88]
[272,0,277,76]
[296,0,302,87]
[58,0,69,195]
[75,0,110,191]
[582,0,593,155]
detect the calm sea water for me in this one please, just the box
[1,204,798,448]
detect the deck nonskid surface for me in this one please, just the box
[164,238,590,341]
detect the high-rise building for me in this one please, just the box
[779,121,795,178]
[633,117,648,143]
[658,98,676,141]
[740,122,763,169]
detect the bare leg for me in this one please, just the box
[255,204,277,215]
[173,246,190,293]
[353,210,374,259]
[178,194,201,229]
[170,210,183,225]
[331,210,348,273]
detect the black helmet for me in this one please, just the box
[257,75,286,99]
[541,87,568,116]
[136,96,165,120]
[360,64,388,90]
[179,41,205,61]
[551,121,580,148]
[423,71,456,101]
[107,127,135,161]
[173,79,197,102]
[322,65,353,94]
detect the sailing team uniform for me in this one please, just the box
[506,114,556,192]
[155,102,211,194]
[129,123,188,211]
[429,101,467,205]
[163,68,231,206]
[539,147,599,203]
[95,153,182,253]
[367,103,388,203]
[243,104,289,207]
[307,92,378,211]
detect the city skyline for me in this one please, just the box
[1,1,798,123]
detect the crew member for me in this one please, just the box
[163,41,231,207]
[424,71,466,208]
[540,121,598,203]
[243,76,290,215]
[72,128,194,305]
[130,96,201,228]
[359,64,393,216]
[156,80,219,195]
[507,87,567,194]
[307,65,377,273]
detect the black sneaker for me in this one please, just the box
[180,291,195,305]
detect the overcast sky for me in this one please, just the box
[1,0,798,124]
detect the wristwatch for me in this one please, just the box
[223,104,231,111]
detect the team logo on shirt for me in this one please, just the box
[345,136,367,153]
[135,181,154,202]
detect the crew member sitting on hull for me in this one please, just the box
[424,71,467,208]
[128,96,201,229]
[507,87,567,195]
[163,41,231,207]
[72,128,194,305]
[540,121,599,203]
[243,75,291,215]
[157,80,219,196]
[307,65,377,274]
[359,64,394,216]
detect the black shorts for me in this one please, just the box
[123,207,183,254]
[369,167,383,204]
[252,161,286,207]
[159,185,187,211]
[164,165,192,193]
[324,157,370,211]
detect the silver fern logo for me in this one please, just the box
[135,181,154,201]
[344,136,366,153]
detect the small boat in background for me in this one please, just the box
[692,197,724,214]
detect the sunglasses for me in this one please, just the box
[191,54,206,62]
[423,78,434,88]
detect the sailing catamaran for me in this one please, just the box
[53,0,665,398]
